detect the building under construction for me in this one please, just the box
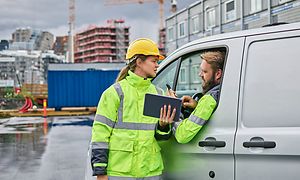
[74,19,130,63]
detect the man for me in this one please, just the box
[173,51,225,143]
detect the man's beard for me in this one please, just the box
[202,73,217,94]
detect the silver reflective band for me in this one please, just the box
[113,83,124,127]
[108,175,161,180]
[95,114,115,128]
[91,142,109,149]
[113,83,157,131]
[172,121,181,136]
[189,115,207,126]
[115,122,156,131]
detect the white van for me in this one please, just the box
[152,22,300,180]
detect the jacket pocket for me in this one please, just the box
[149,142,164,172]
[107,140,134,173]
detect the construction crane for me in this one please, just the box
[68,0,75,63]
[104,0,177,56]
[104,0,177,30]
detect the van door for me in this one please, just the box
[235,30,300,180]
[153,37,244,180]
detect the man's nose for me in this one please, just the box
[199,71,203,77]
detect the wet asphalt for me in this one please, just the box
[0,115,94,180]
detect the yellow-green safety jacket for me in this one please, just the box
[91,70,171,179]
[174,84,220,144]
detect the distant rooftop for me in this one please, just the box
[48,63,125,71]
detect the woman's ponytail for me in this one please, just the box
[116,65,130,82]
[115,54,146,82]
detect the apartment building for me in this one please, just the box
[165,0,300,54]
[0,50,63,86]
[53,36,68,56]
[74,19,130,63]
[10,27,54,51]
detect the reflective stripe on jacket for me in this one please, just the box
[174,84,220,144]
[91,70,171,178]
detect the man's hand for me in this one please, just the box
[159,104,176,127]
[181,95,198,109]
[97,175,108,180]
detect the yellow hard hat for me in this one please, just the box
[126,38,164,60]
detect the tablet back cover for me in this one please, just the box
[143,93,181,121]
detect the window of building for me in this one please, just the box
[176,54,202,97]
[179,67,187,83]
[250,0,262,13]
[178,21,185,38]
[191,64,200,83]
[191,15,200,33]
[225,0,236,22]
[168,26,174,41]
[206,8,216,30]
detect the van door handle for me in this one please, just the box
[198,140,226,148]
[243,141,276,148]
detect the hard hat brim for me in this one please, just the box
[158,54,165,60]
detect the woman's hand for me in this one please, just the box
[159,104,176,127]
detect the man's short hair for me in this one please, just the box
[200,51,225,72]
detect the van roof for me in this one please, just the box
[168,22,300,57]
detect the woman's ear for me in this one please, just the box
[136,58,142,67]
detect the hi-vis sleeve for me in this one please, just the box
[155,123,172,140]
[91,86,119,176]
[174,94,217,144]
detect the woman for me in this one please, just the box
[91,38,175,180]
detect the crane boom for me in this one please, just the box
[104,0,164,30]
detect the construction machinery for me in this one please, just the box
[104,0,177,56]
[68,0,75,63]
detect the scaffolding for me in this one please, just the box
[74,20,129,63]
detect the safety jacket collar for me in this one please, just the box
[126,70,152,89]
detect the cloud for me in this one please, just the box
[0,0,196,43]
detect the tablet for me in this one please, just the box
[143,93,182,122]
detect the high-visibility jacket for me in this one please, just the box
[174,85,220,144]
[91,70,171,179]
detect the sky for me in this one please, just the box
[0,0,196,43]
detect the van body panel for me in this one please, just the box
[235,29,300,180]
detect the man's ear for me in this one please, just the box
[215,69,222,81]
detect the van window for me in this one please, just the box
[241,36,300,127]
[152,59,178,92]
[176,53,202,97]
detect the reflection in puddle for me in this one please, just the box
[0,116,93,180]
[0,117,52,179]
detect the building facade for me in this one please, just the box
[10,28,54,51]
[53,36,68,56]
[74,19,130,63]
[0,50,63,86]
[0,40,9,51]
[165,0,300,54]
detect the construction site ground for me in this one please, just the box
[0,107,96,118]
[0,115,94,180]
